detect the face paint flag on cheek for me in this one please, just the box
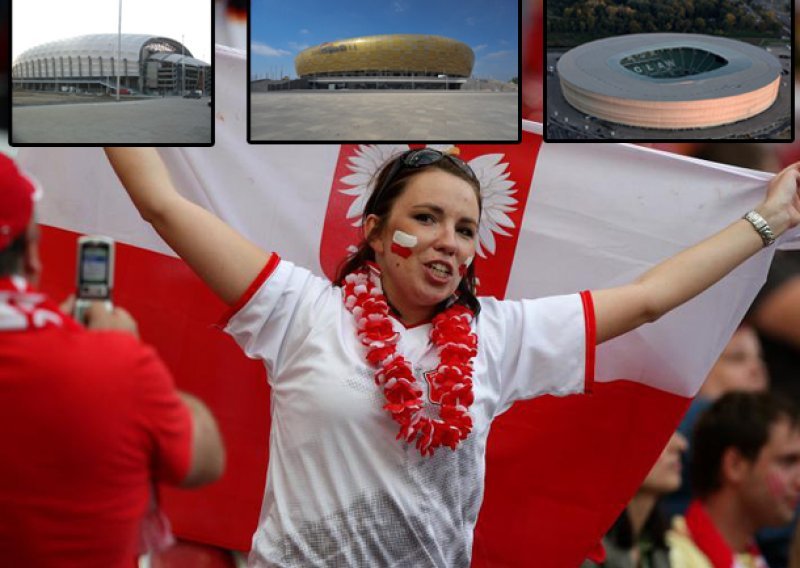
[391,230,417,259]
[459,256,474,277]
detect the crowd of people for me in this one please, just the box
[583,145,800,568]
[1,137,799,568]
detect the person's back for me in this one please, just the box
[0,317,191,566]
[0,154,225,567]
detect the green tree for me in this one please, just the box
[723,12,736,31]
[694,16,705,31]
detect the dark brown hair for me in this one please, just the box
[334,151,482,317]
[0,234,26,278]
[691,391,800,498]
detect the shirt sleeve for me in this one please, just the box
[133,343,194,485]
[479,291,596,417]
[221,255,334,380]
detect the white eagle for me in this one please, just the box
[337,144,518,258]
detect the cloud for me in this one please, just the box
[300,28,310,35]
[289,41,310,51]
[482,50,513,61]
[393,0,407,12]
[473,44,488,52]
[466,16,478,26]
[251,42,291,57]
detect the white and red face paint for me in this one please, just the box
[391,230,417,258]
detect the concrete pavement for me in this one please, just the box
[249,90,519,141]
[12,96,212,144]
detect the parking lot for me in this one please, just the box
[249,90,519,142]
[11,95,212,144]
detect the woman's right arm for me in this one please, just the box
[104,147,269,306]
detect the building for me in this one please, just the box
[293,34,474,90]
[556,33,782,129]
[12,34,210,95]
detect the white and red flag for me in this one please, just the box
[19,45,800,566]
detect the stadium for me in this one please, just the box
[556,33,782,129]
[12,34,211,96]
[293,34,474,90]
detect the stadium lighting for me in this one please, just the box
[116,0,121,101]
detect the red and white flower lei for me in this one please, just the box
[343,263,477,456]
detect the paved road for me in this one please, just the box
[249,91,519,142]
[12,97,212,144]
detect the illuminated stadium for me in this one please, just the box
[556,33,782,129]
[294,34,474,89]
[12,34,211,95]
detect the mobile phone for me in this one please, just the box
[74,236,115,324]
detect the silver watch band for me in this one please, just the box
[743,210,776,247]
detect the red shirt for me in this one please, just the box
[0,311,192,566]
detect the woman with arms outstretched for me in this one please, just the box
[106,147,800,567]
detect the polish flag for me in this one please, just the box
[18,45,800,566]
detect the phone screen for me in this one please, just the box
[81,246,109,283]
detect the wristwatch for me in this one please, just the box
[743,210,776,247]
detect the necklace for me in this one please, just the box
[342,263,477,456]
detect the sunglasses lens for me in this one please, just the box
[405,149,443,167]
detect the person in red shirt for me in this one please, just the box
[0,154,226,567]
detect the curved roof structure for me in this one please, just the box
[557,33,782,129]
[14,34,193,66]
[295,34,474,78]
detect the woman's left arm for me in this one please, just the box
[592,162,800,345]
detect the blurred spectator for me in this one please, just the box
[664,325,769,518]
[698,324,769,400]
[691,141,800,568]
[749,251,800,403]
[0,154,226,567]
[582,432,687,568]
[668,392,800,567]
[694,143,782,174]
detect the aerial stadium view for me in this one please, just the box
[249,0,519,142]
[11,0,211,145]
[545,0,791,140]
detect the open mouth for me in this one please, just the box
[426,261,453,279]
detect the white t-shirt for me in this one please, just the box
[223,257,595,567]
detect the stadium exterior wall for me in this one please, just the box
[12,34,210,96]
[561,76,780,129]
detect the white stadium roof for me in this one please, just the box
[557,33,781,102]
[13,34,195,65]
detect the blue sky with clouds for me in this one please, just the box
[249,0,518,81]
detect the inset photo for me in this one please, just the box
[544,0,793,142]
[248,0,520,143]
[10,0,213,146]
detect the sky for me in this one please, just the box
[249,0,519,81]
[12,0,212,64]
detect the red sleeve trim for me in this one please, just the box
[216,253,281,328]
[579,290,596,395]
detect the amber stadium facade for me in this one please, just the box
[294,34,474,89]
[557,33,781,129]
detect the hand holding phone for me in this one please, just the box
[74,236,115,324]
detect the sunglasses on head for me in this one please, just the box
[365,148,479,216]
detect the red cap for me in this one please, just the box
[0,154,37,250]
